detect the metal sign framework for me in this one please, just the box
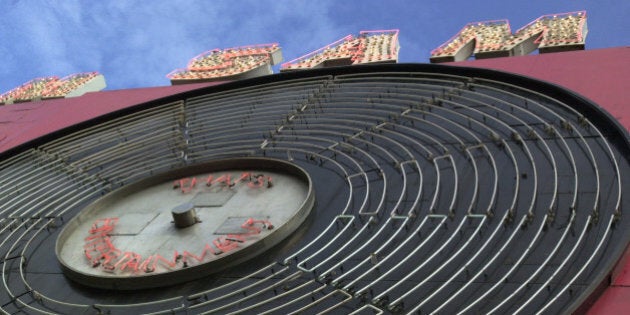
[0,64,626,314]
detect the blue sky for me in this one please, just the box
[0,0,628,92]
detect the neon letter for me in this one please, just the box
[167,44,282,83]
[280,30,399,71]
[430,11,587,63]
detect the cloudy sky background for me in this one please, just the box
[0,0,628,92]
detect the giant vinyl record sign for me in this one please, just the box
[0,64,628,314]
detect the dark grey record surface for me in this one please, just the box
[0,64,628,314]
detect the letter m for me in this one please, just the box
[430,11,587,63]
